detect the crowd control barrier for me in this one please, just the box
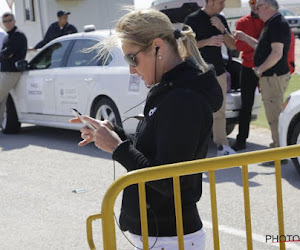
[86,144,300,250]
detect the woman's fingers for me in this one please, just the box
[78,138,91,146]
[69,117,82,124]
[71,115,119,150]
[93,126,122,153]
[81,116,101,128]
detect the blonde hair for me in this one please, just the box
[95,8,208,72]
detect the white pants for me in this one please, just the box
[130,228,206,250]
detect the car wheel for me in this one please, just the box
[1,95,21,134]
[290,120,300,175]
[226,123,235,136]
[92,98,122,127]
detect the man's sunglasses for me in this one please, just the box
[124,49,143,67]
[249,0,257,4]
[256,3,266,10]
[2,19,13,23]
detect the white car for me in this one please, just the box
[2,30,148,135]
[279,90,300,175]
[1,28,259,136]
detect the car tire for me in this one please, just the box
[226,123,235,136]
[91,98,122,127]
[1,95,21,134]
[290,120,300,175]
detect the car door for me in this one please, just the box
[14,40,72,122]
[54,38,110,122]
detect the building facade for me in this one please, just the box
[14,0,133,47]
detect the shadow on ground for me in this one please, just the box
[0,125,111,160]
[1,124,299,189]
[203,138,300,189]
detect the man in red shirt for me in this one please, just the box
[231,0,264,151]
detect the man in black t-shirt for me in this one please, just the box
[185,0,237,156]
[234,0,290,149]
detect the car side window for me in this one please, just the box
[66,39,112,67]
[30,40,72,70]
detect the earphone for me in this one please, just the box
[155,46,159,56]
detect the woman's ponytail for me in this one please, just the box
[176,25,209,73]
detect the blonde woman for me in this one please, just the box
[71,8,223,249]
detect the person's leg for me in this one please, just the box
[0,96,8,125]
[260,73,290,147]
[0,72,21,123]
[233,66,259,150]
[213,73,228,146]
[213,73,236,156]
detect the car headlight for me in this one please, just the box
[281,96,291,112]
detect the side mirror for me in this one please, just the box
[15,59,28,71]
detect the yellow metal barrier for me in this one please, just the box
[87,144,300,250]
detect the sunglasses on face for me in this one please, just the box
[256,3,265,10]
[249,0,256,4]
[124,49,143,67]
[2,19,13,23]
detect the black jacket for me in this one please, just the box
[34,22,77,49]
[112,58,223,236]
[0,26,27,72]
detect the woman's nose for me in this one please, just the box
[129,65,137,74]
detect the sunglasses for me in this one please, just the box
[256,3,265,10]
[249,0,256,4]
[124,49,144,67]
[2,19,13,23]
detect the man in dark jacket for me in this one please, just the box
[0,12,27,125]
[34,10,77,49]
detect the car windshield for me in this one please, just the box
[279,9,297,16]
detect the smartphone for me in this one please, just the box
[71,108,96,130]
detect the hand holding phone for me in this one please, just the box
[71,108,97,130]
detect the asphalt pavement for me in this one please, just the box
[1,38,300,250]
[1,123,300,250]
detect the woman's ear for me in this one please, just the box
[152,38,164,54]
[155,46,159,56]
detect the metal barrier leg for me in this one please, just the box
[242,165,253,250]
[209,170,220,250]
[86,213,103,250]
[173,176,185,250]
[275,160,285,250]
[138,182,149,250]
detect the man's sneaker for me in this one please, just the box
[217,145,236,156]
[231,140,246,151]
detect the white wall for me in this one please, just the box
[14,0,42,47]
[15,0,134,47]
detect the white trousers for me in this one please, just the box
[130,228,206,250]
